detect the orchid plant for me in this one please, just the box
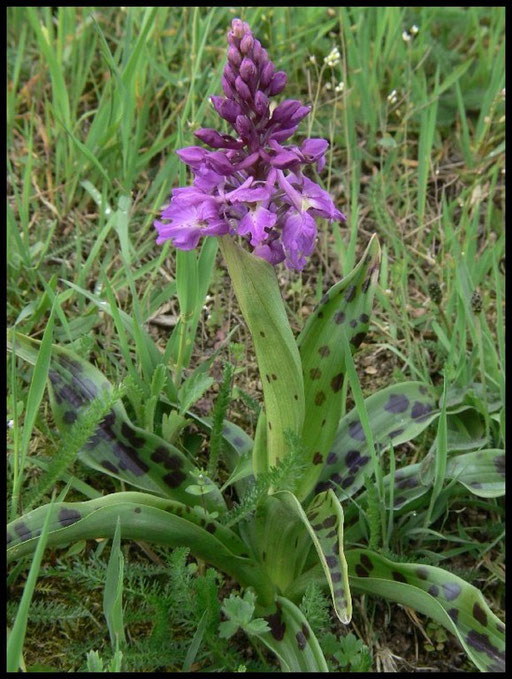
[8,19,505,672]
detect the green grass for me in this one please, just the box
[7,6,504,672]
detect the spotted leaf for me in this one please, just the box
[315,382,438,500]
[346,549,505,673]
[10,333,226,514]
[276,489,352,624]
[259,596,329,672]
[220,237,304,470]
[444,449,505,498]
[296,234,380,499]
[7,492,275,606]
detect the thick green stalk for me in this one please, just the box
[219,237,304,471]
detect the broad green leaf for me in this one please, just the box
[220,237,304,470]
[315,382,438,500]
[258,596,329,672]
[296,234,380,499]
[8,333,226,514]
[346,549,505,673]
[251,494,311,594]
[277,490,352,624]
[444,449,505,498]
[7,492,275,606]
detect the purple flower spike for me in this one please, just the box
[154,18,345,269]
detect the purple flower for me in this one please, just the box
[154,18,345,269]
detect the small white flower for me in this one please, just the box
[402,31,411,42]
[324,82,332,91]
[309,55,317,65]
[410,24,419,34]
[387,89,398,104]
[8,419,14,429]
[324,46,341,67]
[335,81,344,93]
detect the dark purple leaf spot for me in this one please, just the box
[447,608,459,623]
[396,477,419,490]
[331,571,342,583]
[470,481,483,489]
[315,481,333,494]
[428,584,439,597]
[318,311,324,318]
[58,508,81,527]
[442,583,461,600]
[411,401,433,421]
[265,606,286,641]
[362,277,371,293]
[325,555,337,568]
[113,442,149,476]
[494,455,505,476]
[355,564,369,577]
[360,554,374,572]
[101,410,117,428]
[466,630,504,666]
[271,374,277,381]
[294,394,298,400]
[359,313,369,323]
[296,631,307,651]
[348,420,365,441]
[326,528,337,539]
[101,460,118,473]
[345,285,356,302]
[134,507,142,513]
[389,428,404,438]
[313,452,323,465]
[419,386,428,395]
[392,571,407,583]
[331,373,343,393]
[321,418,326,427]
[163,470,187,488]
[473,602,488,627]
[259,330,265,337]
[49,370,62,385]
[121,422,145,448]
[394,496,406,507]
[268,421,272,430]
[78,377,98,398]
[266,374,271,383]
[151,447,184,471]
[309,367,321,380]
[233,436,245,447]
[345,450,361,467]
[59,385,86,408]
[14,522,32,541]
[341,475,355,489]
[323,515,336,529]
[318,345,330,357]
[326,452,338,465]
[350,332,366,348]
[384,393,410,414]
[315,391,326,406]
[206,523,216,534]
[350,319,357,328]
[301,623,310,639]
[416,567,429,580]
[334,311,345,324]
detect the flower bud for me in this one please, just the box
[270,148,301,169]
[223,63,237,85]
[239,57,257,82]
[176,146,207,168]
[235,75,252,101]
[227,45,242,67]
[252,39,263,63]
[271,99,301,123]
[235,114,253,139]
[260,61,275,88]
[267,70,287,95]
[231,18,245,38]
[288,105,311,125]
[240,33,254,54]
[194,128,243,149]
[254,90,269,116]
[300,138,328,161]
[211,96,242,124]
[269,126,298,143]
[221,76,234,98]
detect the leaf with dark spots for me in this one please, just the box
[355,564,369,577]
[296,631,307,650]
[312,452,323,465]
[448,608,459,623]
[442,582,461,601]
[350,332,366,348]
[345,450,361,467]
[163,470,188,488]
[326,452,338,465]
[392,571,407,583]
[265,606,286,641]
[63,411,77,424]
[429,584,440,597]
[295,237,381,500]
[348,420,365,442]
[14,522,32,541]
[416,567,429,580]
[411,401,433,421]
[473,603,488,627]
[360,554,373,572]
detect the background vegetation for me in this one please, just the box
[7,6,504,672]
